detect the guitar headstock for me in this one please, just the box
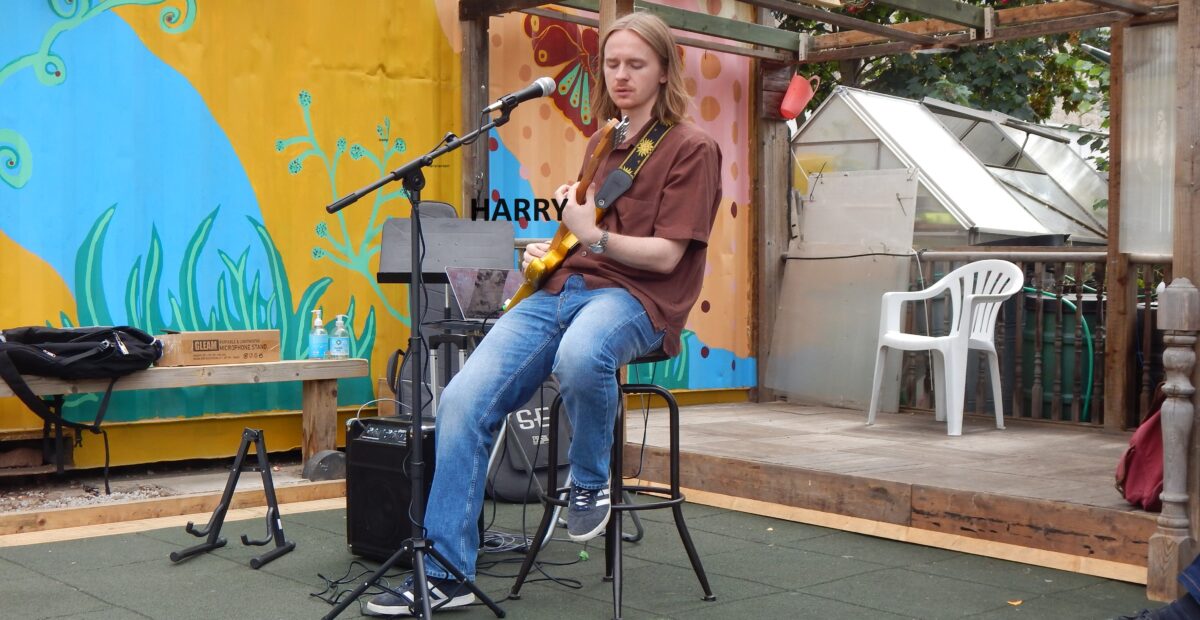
[610,116,630,148]
[590,116,629,159]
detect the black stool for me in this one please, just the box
[509,351,716,619]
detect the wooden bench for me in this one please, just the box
[0,359,369,473]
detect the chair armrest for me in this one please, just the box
[965,292,1016,306]
[879,290,934,334]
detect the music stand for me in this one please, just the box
[377,218,514,284]
[321,115,510,620]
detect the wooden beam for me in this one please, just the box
[738,0,939,44]
[460,0,550,20]
[810,0,1176,51]
[0,359,367,397]
[461,11,489,217]
[800,9,1138,63]
[1082,0,1152,15]
[558,0,802,51]
[599,0,635,37]
[873,0,986,28]
[523,7,794,60]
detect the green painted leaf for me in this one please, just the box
[125,257,142,328]
[168,292,186,330]
[216,272,235,330]
[354,306,377,359]
[179,207,219,331]
[143,226,166,334]
[250,271,263,329]
[248,216,294,352]
[74,205,116,327]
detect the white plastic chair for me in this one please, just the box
[867,259,1024,436]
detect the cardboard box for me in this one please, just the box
[156,330,281,366]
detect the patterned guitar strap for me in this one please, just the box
[593,119,674,211]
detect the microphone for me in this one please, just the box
[484,77,556,113]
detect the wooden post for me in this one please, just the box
[752,91,789,403]
[752,5,790,403]
[599,0,635,36]
[301,379,338,466]
[1104,20,1134,432]
[1149,278,1199,600]
[1177,0,1200,577]
[460,12,490,214]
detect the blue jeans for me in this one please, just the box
[422,275,664,581]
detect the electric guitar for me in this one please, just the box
[505,116,629,310]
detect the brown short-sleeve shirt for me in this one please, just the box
[542,120,723,357]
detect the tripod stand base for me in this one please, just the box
[321,537,505,619]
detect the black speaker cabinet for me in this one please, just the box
[345,415,436,564]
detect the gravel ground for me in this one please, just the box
[0,453,306,513]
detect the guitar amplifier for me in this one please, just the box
[345,415,436,564]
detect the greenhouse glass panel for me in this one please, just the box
[792,141,885,173]
[935,115,976,139]
[913,185,970,248]
[795,94,877,143]
[1000,127,1108,218]
[846,90,1047,236]
[959,122,1022,167]
[993,172,1104,245]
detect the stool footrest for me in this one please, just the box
[613,484,684,511]
[539,484,686,511]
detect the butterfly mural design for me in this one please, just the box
[523,13,600,137]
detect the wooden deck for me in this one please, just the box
[625,401,1155,584]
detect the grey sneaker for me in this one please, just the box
[567,484,611,542]
[365,575,475,616]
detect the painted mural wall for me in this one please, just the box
[0,1,753,447]
[480,0,756,390]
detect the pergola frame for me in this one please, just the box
[457,0,1198,599]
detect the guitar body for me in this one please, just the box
[506,117,628,310]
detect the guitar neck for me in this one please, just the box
[574,155,605,204]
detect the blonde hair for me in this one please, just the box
[591,12,689,125]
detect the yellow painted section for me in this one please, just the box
[113,0,463,381]
[624,388,748,411]
[71,408,370,468]
[0,229,78,430]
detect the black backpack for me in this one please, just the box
[0,326,162,491]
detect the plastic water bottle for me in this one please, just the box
[329,315,350,359]
[308,309,328,359]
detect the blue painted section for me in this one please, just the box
[0,5,266,323]
[684,335,757,390]
[488,133,560,241]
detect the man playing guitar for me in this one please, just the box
[368,12,722,616]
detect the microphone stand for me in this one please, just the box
[322,108,511,620]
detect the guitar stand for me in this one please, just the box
[168,428,296,569]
